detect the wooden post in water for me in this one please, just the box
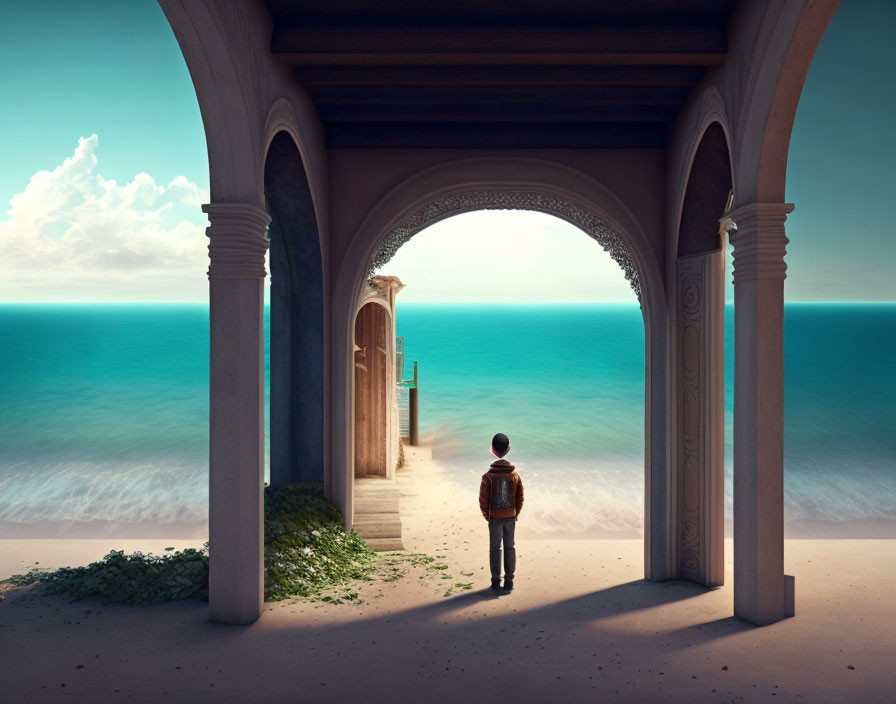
[409,361,419,446]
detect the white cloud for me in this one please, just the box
[0,135,211,301]
[0,139,639,303]
[374,210,638,303]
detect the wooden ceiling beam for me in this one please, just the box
[293,65,708,87]
[272,23,726,66]
[306,84,691,104]
[325,121,668,148]
[278,51,725,67]
[263,0,736,27]
[317,105,679,123]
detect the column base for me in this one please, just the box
[734,573,796,626]
[783,574,795,618]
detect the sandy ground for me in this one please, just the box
[1,448,894,703]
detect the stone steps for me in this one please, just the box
[354,496,400,513]
[363,537,405,551]
[353,515,403,538]
[353,477,404,551]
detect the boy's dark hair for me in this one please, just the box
[492,432,510,456]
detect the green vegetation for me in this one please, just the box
[2,546,209,606]
[370,551,473,598]
[263,482,374,601]
[1,483,467,606]
[2,483,375,606]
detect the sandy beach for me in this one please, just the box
[1,447,894,703]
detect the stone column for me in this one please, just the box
[728,202,795,626]
[203,202,271,625]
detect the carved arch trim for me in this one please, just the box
[261,98,329,253]
[367,189,642,303]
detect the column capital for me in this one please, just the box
[727,202,794,284]
[203,203,271,280]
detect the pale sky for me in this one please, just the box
[0,1,893,303]
[373,210,638,303]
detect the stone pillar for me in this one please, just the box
[675,246,725,587]
[728,202,795,626]
[203,202,270,625]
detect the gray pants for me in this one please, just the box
[488,516,517,580]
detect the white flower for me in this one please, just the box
[308,566,315,574]
[311,530,321,538]
[303,547,313,556]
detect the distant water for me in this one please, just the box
[399,303,896,538]
[0,303,893,538]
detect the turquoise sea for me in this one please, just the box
[0,303,894,538]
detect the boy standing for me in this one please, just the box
[479,432,524,591]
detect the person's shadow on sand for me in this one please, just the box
[367,578,736,636]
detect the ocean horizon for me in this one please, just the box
[1,302,894,539]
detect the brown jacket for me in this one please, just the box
[479,459,524,520]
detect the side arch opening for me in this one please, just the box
[264,131,324,486]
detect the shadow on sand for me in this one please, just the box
[197,577,744,648]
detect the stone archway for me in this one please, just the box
[361,192,660,559]
[157,0,845,628]
[332,173,676,584]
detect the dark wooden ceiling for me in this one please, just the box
[263,1,736,148]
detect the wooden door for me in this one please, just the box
[354,303,388,476]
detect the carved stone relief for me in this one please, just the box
[367,190,642,303]
[677,255,706,582]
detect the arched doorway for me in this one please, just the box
[329,165,681,585]
[373,209,645,540]
[353,301,390,478]
[365,200,649,552]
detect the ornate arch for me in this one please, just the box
[331,159,672,581]
[367,189,642,303]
